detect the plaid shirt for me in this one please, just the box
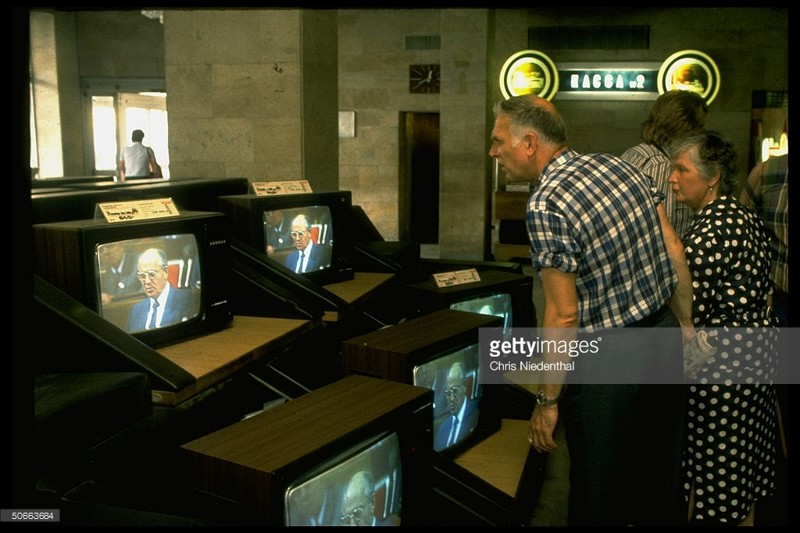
[739,154,788,293]
[526,149,677,332]
[620,143,695,240]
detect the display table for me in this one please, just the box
[152,315,313,406]
[454,418,533,498]
[321,271,395,322]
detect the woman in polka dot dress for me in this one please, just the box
[668,130,779,526]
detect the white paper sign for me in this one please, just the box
[252,180,313,196]
[98,198,181,223]
[433,268,482,288]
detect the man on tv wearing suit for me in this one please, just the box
[127,248,198,332]
[284,213,332,273]
[339,470,401,526]
[434,361,479,451]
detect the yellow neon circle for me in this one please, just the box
[500,50,559,101]
[658,50,720,105]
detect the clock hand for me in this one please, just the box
[426,70,432,82]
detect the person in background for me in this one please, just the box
[668,130,779,526]
[127,248,198,332]
[264,209,294,255]
[118,129,160,181]
[97,242,141,304]
[621,89,708,240]
[490,94,693,526]
[739,153,788,327]
[284,214,332,273]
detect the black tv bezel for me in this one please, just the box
[32,210,233,349]
[216,191,356,287]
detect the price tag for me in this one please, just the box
[252,180,313,196]
[433,268,481,288]
[98,198,181,223]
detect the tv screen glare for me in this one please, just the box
[285,431,402,526]
[413,343,482,453]
[217,192,355,286]
[449,292,513,331]
[33,211,233,348]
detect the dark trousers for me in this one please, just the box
[562,305,688,526]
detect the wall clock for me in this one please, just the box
[409,64,441,94]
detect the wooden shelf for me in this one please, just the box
[454,419,533,498]
[153,315,314,406]
[321,271,395,322]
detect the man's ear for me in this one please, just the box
[525,132,538,155]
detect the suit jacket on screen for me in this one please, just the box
[127,286,198,332]
[284,242,332,273]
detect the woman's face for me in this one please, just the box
[668,146,711,212]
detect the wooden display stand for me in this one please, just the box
[321,271,395,322]
[454,418,535,498]
[180,374,433,526]
[152,315,314,406]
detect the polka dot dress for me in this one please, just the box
[682,197,778,524]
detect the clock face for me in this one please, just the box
[409,64,441,94]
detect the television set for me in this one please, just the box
[32,210,233,348]
[216,191,355,286]
[402,269,536,329]
[342,308,504,455]
[181,374,433,526]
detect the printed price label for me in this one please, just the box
[433,268,481,288]
[98,198,181,223]
[252,180,313,196]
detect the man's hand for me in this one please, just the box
[529,404,559,453]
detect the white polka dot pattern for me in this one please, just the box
[681,197,779,524]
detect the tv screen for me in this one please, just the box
[181,374,433,526]
[96,234,202,334]
[217,191,355,286]
[33,211,233,348]
[449,292,513,331]
[342,309,504,456]
[285,432,402,526]
[263,204,333,274]
[413,343,482,452]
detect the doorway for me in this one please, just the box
[399,112,440,244]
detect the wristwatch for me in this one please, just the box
[535,389,560,407]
